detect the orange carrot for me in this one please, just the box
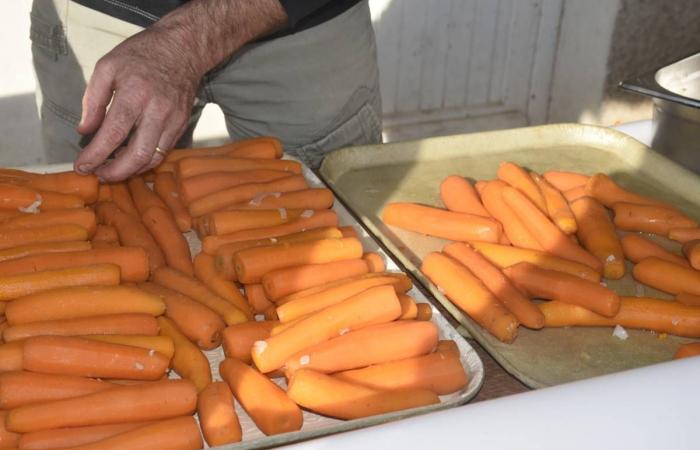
[682,240,700,270]
[531,172,577,234]
[0,264,120,302]
[207,208,315,235]
[543,171,589,191]
[0,170,99,204]
[222,320,278,364]
[5,379,197,433]
[502,186,603,272]
[621,234,689,267]
[613,202,697,235]
[263,306,279,321]
[81,335,174,360]
[0,371,112,409]
[504,262,620,317]
[334,344,468,395]
[202,210,339,252]
[193,253,251,317]
[363,252,385,272]
[0,241,92,263]
[416,303,433,321]
[139,282,224,350]
[178,170,292,204]
[0,247,149,282]
[91,224,118,244]
[339,226,358,238]
[213,226,343,277]
[244,284,276,314]
[382,202,502,243]
[188,175,309,217]
[234,237,364,284]
[252,285,402,373]
[470,241,601,282]
[669,227,700,243]
[0,342,23,372]
[152,267,248,326]
[22,336,169,380]
[95,202,165,272]
[439,175,489,217]
[126,177,167,216]
[497,162,547,212]
[443,242,544,329]
[585,173,671,208]
[2,313,158,342]
[164,137,283,166]
[569,197,625,279]
[421,252,518,343]
[0,224,88,251]
[480,180,542,250]
[17,421,157,450]
[177,157,301,180]
[141,206,193,276]
[633,256,700,296]
[0,208,96,237]
[226,188,334,213]
[108,183,139,217]
[5,285,163,325]
[540,297,700,338]
[97,183,112,202]
[676,292,700,307]
[153,172,191,232]
[157,317,211,392]
[287,369,439,420]
[562,185,587,203]
[261,258,370,301]
[674,343,700,360]
[0,183,84,211]
[219,357,303,435]
[0,411,19,449]
[285,320,438,374]
[197,381,242,446]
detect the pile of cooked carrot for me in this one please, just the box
[383,162,700,358]
[0,137,468,450]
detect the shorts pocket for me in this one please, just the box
[29,1,69,60]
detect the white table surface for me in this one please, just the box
[279,120,698,450]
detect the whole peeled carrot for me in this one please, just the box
[234,237,364,284]
[0,247,149,282]
[285,320,438,374]
[188,175,309,217]
[261,258,370,301]
[157,317,212,392]
[139,282,224,349]
[252,285,402,373]
[497,162,547,212]
[543,171,589,191]
[91,224,118,244]
[97,183,112,201]
[531,172,577,235]
[164,137,283,165]
[126,176,167,215]
[0,170,99,203]
[0,208,96,237]
[502,185,603,272]
[109,183,139,217]
[141,206,193,276]
[676,292,700,306]
[221,320,278,364]
[153,266,248,326]
[197,381,242,446]
[202,210,339,252]
[81,335,174,359]
[227,188,335,212]
[480,180,542,250]
[177,156,301,180]
[2,313,158,342]
[0,241,91,263]
[382,202,502,243]
[208,208,312,235]
[17,421,156,450]
[585,173,671,208]
[5,379,197,433]
[0,264,120,302]
[540,297,700,338]
[0,342,23,372]
[244,284,275,314]
[416,303,433,321]
[570,196,625,279]
[633,256,700,296]
[443,242,544,329]
[439,175,489,217]
[287,369,439,420]
[421,252,518,343]
[334,342,468,395]
[0,183,84,211]
[674,343,700,360]
[5,285,164,325]
[0,371,112,409]
[153,172,191,232]
[179,170,292,204]
[504,262,620,317]
[470,241,601,282]
[193,253,251,317]
[219,357,303,435]
[613,202,697,235]
[0,410,19,449]
[683,240,700,270]
[669,227,700,243]
[621,234,689,267]
[363,252,385,272]
[0,223,88,251]
[95,202,165,272]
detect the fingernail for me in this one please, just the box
[77,164,92,174]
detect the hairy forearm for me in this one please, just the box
[153,0,289,77]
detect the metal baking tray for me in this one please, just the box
[21,161,484,449]
[319,123,700,389]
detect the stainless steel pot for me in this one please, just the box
[620,52,700,173]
